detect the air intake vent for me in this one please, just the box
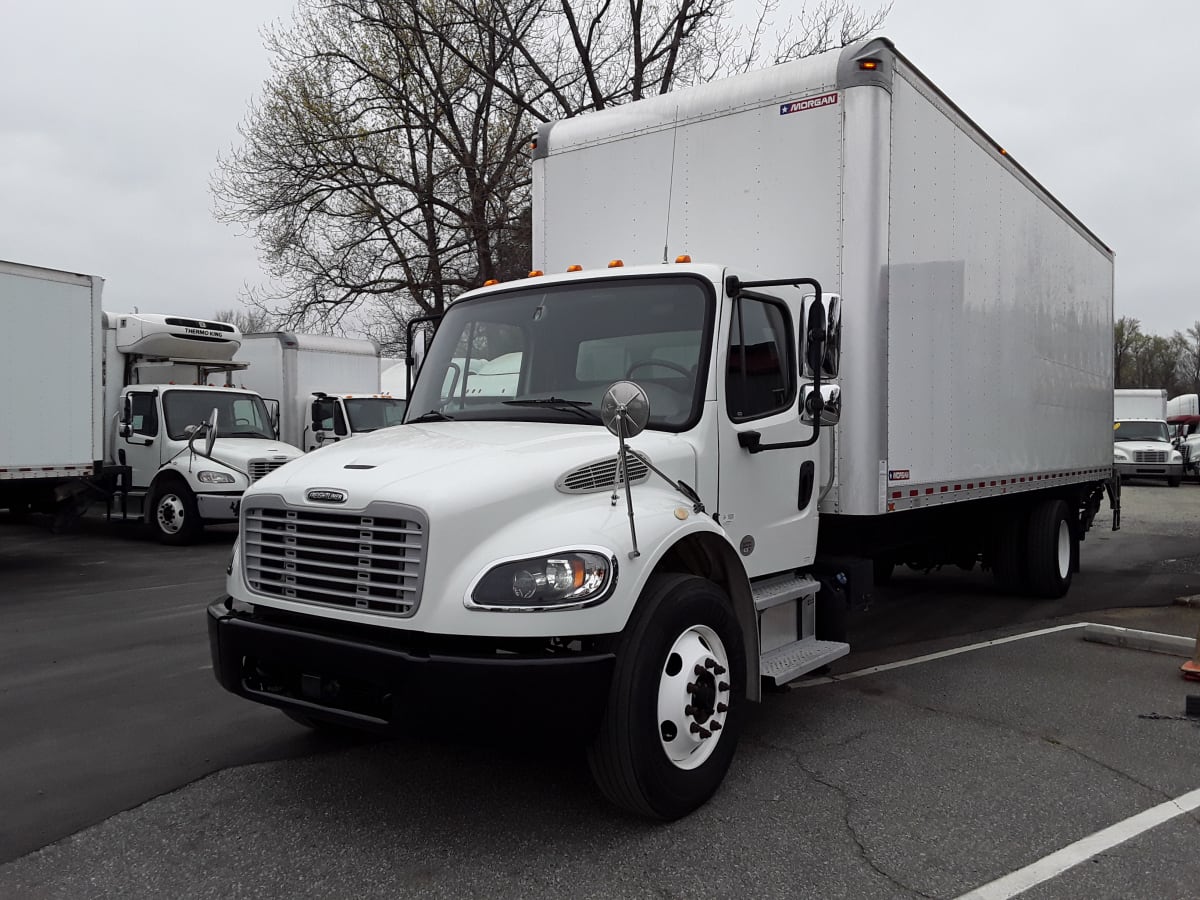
[557,453,650,493]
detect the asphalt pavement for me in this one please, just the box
[1,483,1198,897]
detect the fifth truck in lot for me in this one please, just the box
[209,38,1118,818]
[232,333,405,452]
[1113,388,1183,486]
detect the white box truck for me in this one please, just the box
[1,259,303,541]
[209,38,1118,818]
[1113,388,1182,486]
[234,333,405,451]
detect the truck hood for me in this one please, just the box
[247,421,698,514]
[1113,440,1174,452]
[206,438,303,472]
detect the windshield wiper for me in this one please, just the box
[409,409,455,423]
[503,398,602,423]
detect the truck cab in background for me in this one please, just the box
[1113,388,1183,486]
[106,313,303,542]
[234,333,404,451]
[1167,393,1200,480]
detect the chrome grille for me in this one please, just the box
[1133,450,1167,463]
[557,453,650,493]
[243,503,426,616]
[249,457,290,482]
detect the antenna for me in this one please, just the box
[662,107,680,264]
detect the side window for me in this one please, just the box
[725,297,794,421]
[130,393,158,437]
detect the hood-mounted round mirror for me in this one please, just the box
[601,381,650,438]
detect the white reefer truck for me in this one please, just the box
[1113,388,1181,486]
[0,259,303,542]
[209,38,1117,818]
[232,333,404,452]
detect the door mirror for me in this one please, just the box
[204,408,219,456]
[118,396,133,438]
[801,384,841,426]
[800,293,842,378]
[311,397,336,434]
[803,299,826,377]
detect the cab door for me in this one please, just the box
[716,291,821,578]
[119,389,163,488]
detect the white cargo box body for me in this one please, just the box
[234,333,381,448]
[1115,388,1167,420]
[532,37,1114,517]
[0,260,103,479]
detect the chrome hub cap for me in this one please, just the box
[156,494,186,534]
[657,624,730,770]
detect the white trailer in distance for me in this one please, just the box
[0,259,303,542]
[209,38,1118,819]
[1166,392,1200,480]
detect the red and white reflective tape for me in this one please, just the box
[885,467,1113,512]
[0,464,91,481]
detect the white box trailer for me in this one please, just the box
[1115,388,1167,420]
[209,37,1119,820]
[234,333,403,451]
[0,260,104,494]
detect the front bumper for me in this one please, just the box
[207,599,616,734]
[196,492,242,521]
[1114,461,1182,481]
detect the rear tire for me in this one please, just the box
[1168,476,1182,488]
[148,480,202,545]
[992,507,1029,595]
[587,573,745,820]
[1026,499,1076,598]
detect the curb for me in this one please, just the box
[1082,624,1195,658]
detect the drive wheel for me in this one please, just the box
[588,574,745,820]
[149,480,202,545]
[1027,499,1076,598]
[992,506,1029,595]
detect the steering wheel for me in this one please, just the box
[626,359,691,379]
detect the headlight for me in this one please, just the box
[198,470,236,484]
[469,550,616,610]
[1112,447,1129,461]
[1172,451,1182,462]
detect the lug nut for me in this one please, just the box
[694,664,706,676]
[704,659,716,670]
[686,683,697,694]
[717,702,728,713]
[684,704,694,716]
[690,723,712,738]
[714,664,726,675]
[718,681,729,692]
[710,721,722,731]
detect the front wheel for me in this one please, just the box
[588,574,745,820]
[148,480,202,545]
[1168,476,1182,488]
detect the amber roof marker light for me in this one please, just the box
[608,259,624,268]
[675,254,692,264]
[859,59,880,71]
[566,264,583,272]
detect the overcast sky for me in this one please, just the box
[2,1,1196,336]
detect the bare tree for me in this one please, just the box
[213,305,274,334]
[1113,316,1142,388]
[215,0,890,342]
[1173,321,1200,395]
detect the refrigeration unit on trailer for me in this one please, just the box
[208,37,1118,819]
[2,259,303,542]
[1113,388,1181,486]
[234,333,404,451]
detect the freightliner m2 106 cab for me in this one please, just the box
[1113,388,1183,486]
[209,38,1118,818]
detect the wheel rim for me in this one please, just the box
[156,494,186,534]
[657,624,730,771]
[1056,519,1070,579]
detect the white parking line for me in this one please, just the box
[790,622,1089,689]
[954,786,1200,899]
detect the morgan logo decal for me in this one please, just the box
[306,489,347,503]
[888,470,911,482]
[780,92,838,116]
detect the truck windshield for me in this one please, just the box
[344,397,408,432]
[406,276,713,431]
[163,390,276,441]
[1113,420,1170,442]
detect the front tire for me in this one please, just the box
[1168,476,1182,487]
[588,574,745,820]
[148,480,202,545]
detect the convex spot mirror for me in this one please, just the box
[800,293,841,378]
[601,381,650,438]
[801,384,841,426]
